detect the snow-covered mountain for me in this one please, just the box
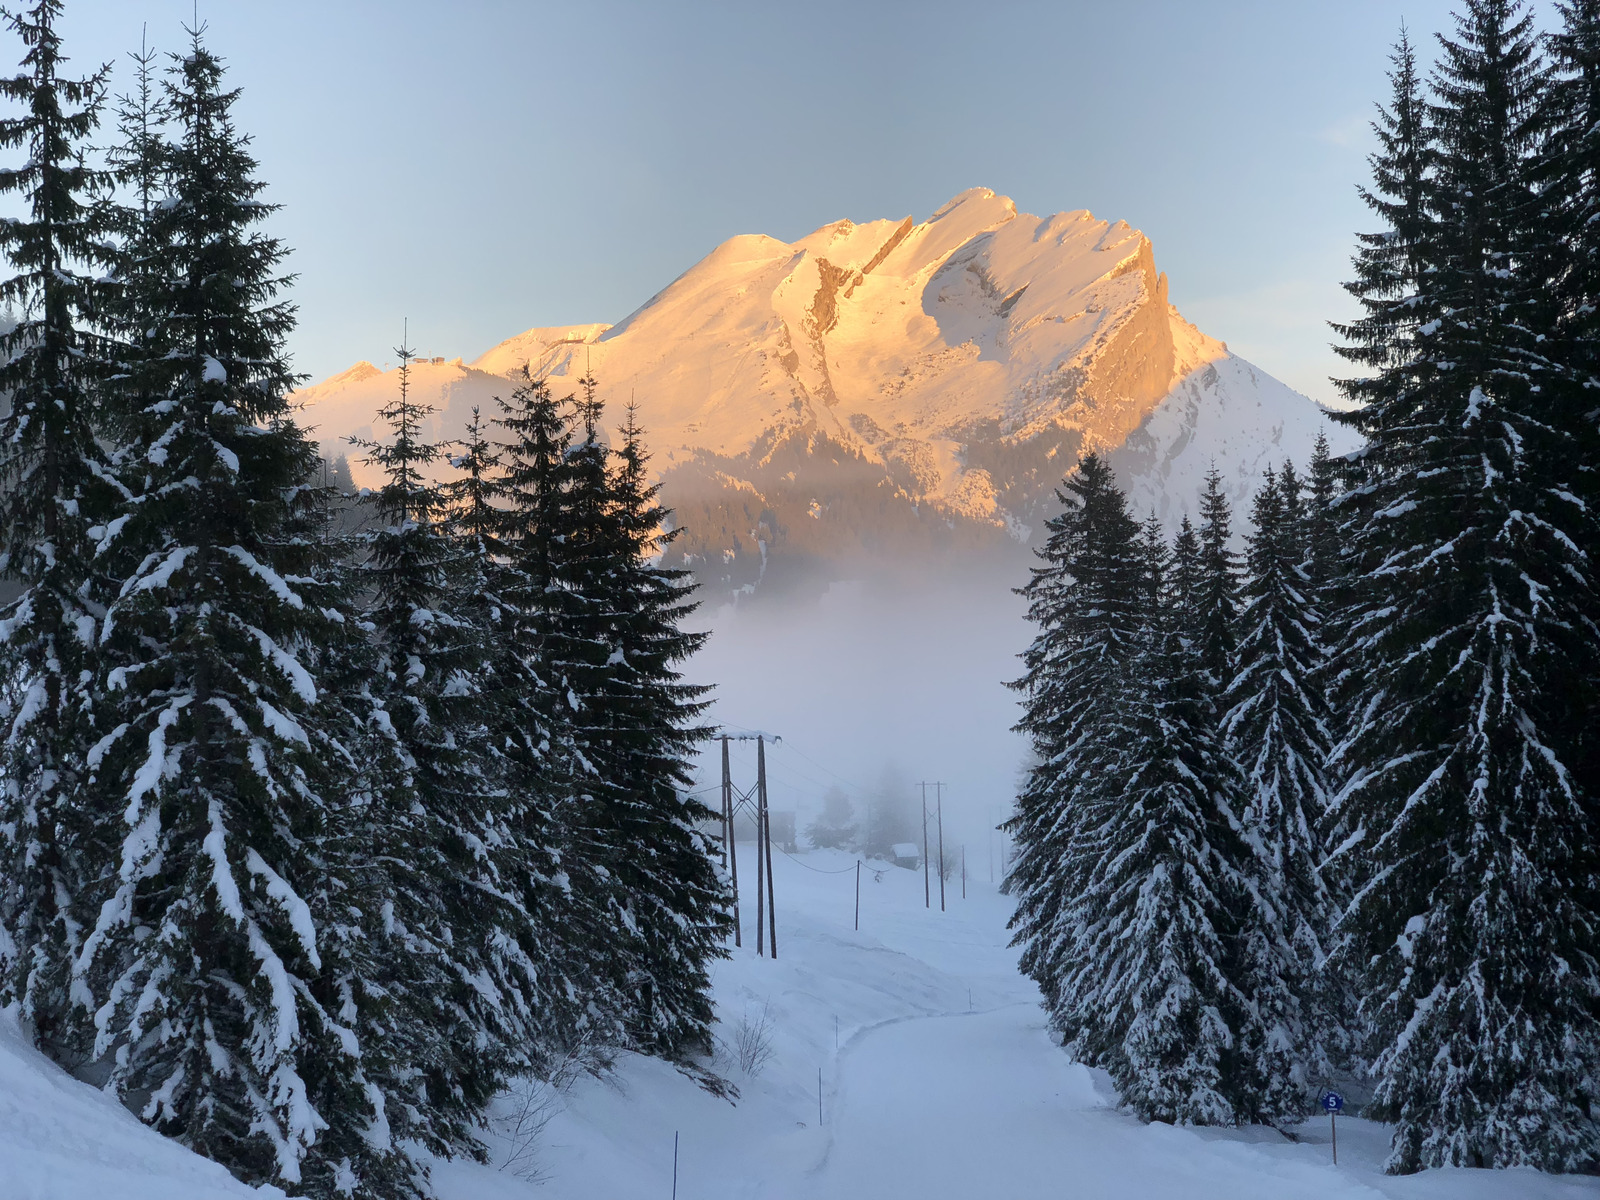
[292,189,1353,591]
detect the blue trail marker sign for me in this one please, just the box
[1322,1091,1345,1164]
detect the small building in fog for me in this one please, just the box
[891,843,921,869]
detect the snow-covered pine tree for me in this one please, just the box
[1542,0,1600,828]
[439,397,594,1087]
[528,373,727,1063]
[1323,25,1430,693]
[348,338,541,1161]
[490,369,624,1057]
[1051,490,1261,1125]
[535,375,629,1040]
[1003,454,1142,1040]
[1330,0,1600,1172]
[1194,466,1241,687]
[594,399,728,1061]
[1222,466,1335,1118]
[1169,514,1202,616]
[0,0,118,1063]
[1302,432,1341,598]
[80,33,406,1195]
[1338,25,1432,376]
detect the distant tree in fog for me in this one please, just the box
[807,784,858,851]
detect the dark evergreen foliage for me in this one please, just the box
[1544,0,1600,845]
[1223,466,1335,1116]
[1193,467,1241,687]
[0,0,116,1062]
[0,9,731,1197]
[1009,457,1277,1125]
[590,399,728,1059]
[1096,530,1258,1126]
[348,341,540,1165]
[1005,454,1141,1021]
[1329,1,1600,1172]
[81,31,404,1194]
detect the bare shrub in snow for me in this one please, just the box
[728,1000,776,1077]
[940,848,961,883]
[497,1039,612,1181]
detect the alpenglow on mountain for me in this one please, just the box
[295,188,1351,592]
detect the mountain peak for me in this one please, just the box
[294,191,1353,592]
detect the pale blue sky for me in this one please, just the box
[50,1,1465,404]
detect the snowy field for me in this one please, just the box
[6,846,1600,1200]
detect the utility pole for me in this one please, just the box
[920,782,930,908]
[759,735,776,959]
[719,729,780,956]
[961,844,966,900]
[722,736,740,947]
[854,859,861,931]
[936,782,945,913]
[755,765,765,956]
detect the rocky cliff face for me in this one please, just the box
[292,189,1353,594]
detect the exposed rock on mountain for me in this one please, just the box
[292,189,1353,593]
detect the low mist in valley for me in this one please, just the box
[685,561,1030,880]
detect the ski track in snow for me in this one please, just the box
[5,848,1599,1199]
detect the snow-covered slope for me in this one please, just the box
[0,1007,281,1200]
[292,190,1353,590]
[6,833,1594,1198]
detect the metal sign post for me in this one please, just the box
[1321,1091,1344,1165]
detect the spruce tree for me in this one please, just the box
[1194,466,1240,686]
[349,340,539,1160]
[1302,432,1341,598]
[490,370,622,1056]
[80,33,402,1195]
[1044,486,1261,1125]
[0,0,117,1062]
[1544,0,1600,842]
[1169,514,1202,617]
[594,400,728,1060]
[1222,466,1335,1116]
[1330,0,1600,1172]
[1335,25,1432,389]
[1004,455,1143,1046]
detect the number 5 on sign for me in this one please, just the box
[1321,1091,1345,1165]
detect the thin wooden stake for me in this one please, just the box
[672,1130,679,1199]
[854,859,860,931]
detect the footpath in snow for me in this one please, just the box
[6,845,1600,1199]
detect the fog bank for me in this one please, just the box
[685,562,1030,877]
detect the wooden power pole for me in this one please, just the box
[936,782,946,913]
[719,729,780,957]
[721,735,740,947]
[755,764,766,957]
[759,735,776,959]
[920,783,930,908]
